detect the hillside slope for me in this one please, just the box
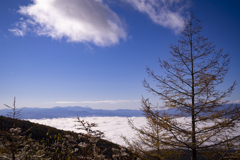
[0,115,121,158]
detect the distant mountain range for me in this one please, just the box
[0,106,145,119]
[1,103,238,119]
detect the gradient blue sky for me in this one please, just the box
[0,0,240,110]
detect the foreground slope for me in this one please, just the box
[0,115,121,158]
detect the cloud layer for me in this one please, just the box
[28,117,147,146]
[27,116,240,146]
[123,0,190,33]
[54,100,140,104]
[10,0,126,46]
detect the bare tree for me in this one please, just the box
[4,97,21,120]
[127,13,240,160]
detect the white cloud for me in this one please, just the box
[10,0,126,46]
[54,100,140,104]
[123,0,191,33]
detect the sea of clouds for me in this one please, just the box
[27,116,240,146]
[27,117,147,146]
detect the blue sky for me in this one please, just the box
[0,0,240,110]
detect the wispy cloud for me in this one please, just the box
[9,20,28,36]
[4,35,9,38]
[9,0,126,46]
[123,0,191,33]
[54,100,140,104]
[228,100,240,104]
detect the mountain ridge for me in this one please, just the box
[0,106,144,119]
[1,103,238,119]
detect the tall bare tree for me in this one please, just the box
[127,13,240,160]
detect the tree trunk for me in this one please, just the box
[190,22,197,160]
